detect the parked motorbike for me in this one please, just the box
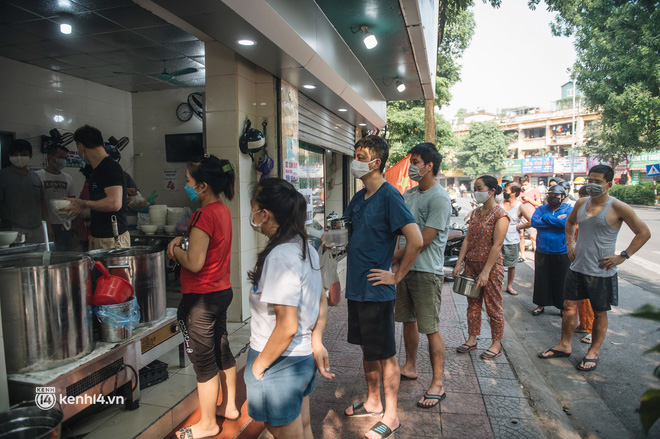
[443,225,466,281]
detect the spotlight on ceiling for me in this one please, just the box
[396,79,406,93]
[303,84,316,89]
[359,123,367,127]
[60,23,72,34]
[360,26,377,49]
[237,39,256,46]
[338,108,347,112]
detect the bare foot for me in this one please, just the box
[216,405,240,420]
[175,423,219,439]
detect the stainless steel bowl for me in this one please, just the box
[452,274,483,298]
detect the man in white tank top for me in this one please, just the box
[539,165,650,372]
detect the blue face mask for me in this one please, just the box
[185,184,200,201]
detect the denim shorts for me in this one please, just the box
[244,348,316,426]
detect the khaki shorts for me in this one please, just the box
[89,231,131,250]
[395,271,443,334]
[502,244,519,268]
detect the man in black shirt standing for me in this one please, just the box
[66,125,129,249]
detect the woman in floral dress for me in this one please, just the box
[452,175,510,360]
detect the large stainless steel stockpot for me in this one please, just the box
[86,246,166,323]
[0,253,94,373]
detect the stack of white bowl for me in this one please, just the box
[167,207,184,226]
[149,205,168,230]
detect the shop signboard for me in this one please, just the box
[631,170,640,184]
[629,150,660,170]
[587,157,610,169]
[502,159,522,174]
[553,156,587,174]
[299,188,313,225]
[522,157,553,174]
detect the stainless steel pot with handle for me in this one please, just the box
[452,274,483,299]
[0,252,94,373]
[86,246,166,323]
[0,402,63,438]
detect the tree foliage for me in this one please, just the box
[579,120,628,166]
[386,105,455,166]
[536,0,659,153]
[456,121,508,176]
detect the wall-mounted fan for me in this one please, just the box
[187,92,204,119]
[114,61,198,87]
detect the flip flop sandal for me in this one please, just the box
[506,289,518,295]
[480,349,502,360]
[171,425,217,439]
[532,308,544,316]
[344,402,383,418]
[538,348,571,359]
[581,334,592,344]
[400,374,417,381]
[367,421,401,439]
[575,327,589,333]
[456,343,477,354]
[416,391,447,409]
[577,357,598,371]
[217,411,241,421]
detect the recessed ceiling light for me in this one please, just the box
[53,115,64,122]
[237,39,256,46]
[338,108,347,112]
[60,23,72,34]
[359,123,367,126]
[303,84,316,89]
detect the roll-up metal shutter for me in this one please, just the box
[299,93,355,156]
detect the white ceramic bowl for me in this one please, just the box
[0,231,18,248]
[163,225,176,234]
[139,225,158,235]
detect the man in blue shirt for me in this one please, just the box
[343,135,422,439]
[530,184,573,316]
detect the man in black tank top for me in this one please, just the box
[538,165,650,372]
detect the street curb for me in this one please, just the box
[502,322,581,439]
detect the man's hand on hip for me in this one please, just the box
[367,268,396,286]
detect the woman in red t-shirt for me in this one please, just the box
[167,155,237,439]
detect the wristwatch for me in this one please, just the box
[620,250,630,259]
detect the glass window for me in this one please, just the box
[298,142,325,249]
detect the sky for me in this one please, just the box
[439,1,577,121]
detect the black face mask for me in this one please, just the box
[503,193,511,200]
[547,197,562,208]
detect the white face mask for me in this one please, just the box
[9,156,30,168]
[474,190,492,204]
[350,159,376,179]
[250,209,265,234]
[52,157,66,171]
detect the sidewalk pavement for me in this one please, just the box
[299,282,549,439]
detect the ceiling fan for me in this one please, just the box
[113,60,198,87]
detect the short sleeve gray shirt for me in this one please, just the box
[402,184,452,274]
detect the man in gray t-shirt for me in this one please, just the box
[0,139,47,243]
[393,143,451,408]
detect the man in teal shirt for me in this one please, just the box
[394,143,451,409]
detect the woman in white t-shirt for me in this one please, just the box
[501,182,532,295]
[246,178,333,439]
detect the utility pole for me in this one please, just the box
[570,80,576,192]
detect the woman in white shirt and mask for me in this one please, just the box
[246,178,334,439]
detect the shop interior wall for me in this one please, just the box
[0,56,133,199]
[131,88,204,210]
[205,41,277,322]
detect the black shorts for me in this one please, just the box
[564,270,618,312]
[177,288,236,383]
[347,299,396,362]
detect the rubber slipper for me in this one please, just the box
[456,343,477,354]
[366,421,401,439]
[344,402,383,418]
[577,357,598,371]
[416,391,446,409]
[581,334,592,344]
[506,289,518,295]
[217,411,241,421]
[400,373,417,381]
[171,425,217,439]
[480,348,502,360]
[532,308,544,316]
[538,348,571,359]
[575,327,589,333]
